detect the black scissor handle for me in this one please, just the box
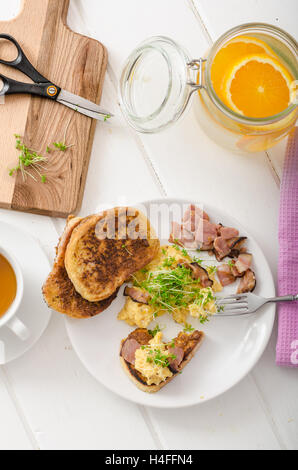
[0,73,61,100]
[0,35,61,100]
[0,34,49,83]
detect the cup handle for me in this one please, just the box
[6,316,30,341]
[0,341,5,364]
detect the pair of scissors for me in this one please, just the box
[0,34,113,122]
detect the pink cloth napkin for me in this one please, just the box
[276,127,298,367]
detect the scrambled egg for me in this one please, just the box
[134,332,173,385]
[118,245,220,328]
[118,298,155,328]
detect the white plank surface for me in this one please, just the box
[0,0,297,450]
[0,369,33,450]
[148,376,281,450]
[195,0,298,39]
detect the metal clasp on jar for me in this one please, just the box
[187,58,207,94]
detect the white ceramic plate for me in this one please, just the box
[0,221,51,364]
[65,198,275,408]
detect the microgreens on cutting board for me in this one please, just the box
[9,114,76,183]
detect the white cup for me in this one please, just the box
[0,248,30,343]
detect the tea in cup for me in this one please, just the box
[0,248,30,342]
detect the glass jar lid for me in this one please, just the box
[119,36,196,133]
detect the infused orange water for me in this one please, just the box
[194,25,297,152]
[211,35,295,119]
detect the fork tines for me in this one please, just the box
[216,294,249,315]
[216,293,248,305]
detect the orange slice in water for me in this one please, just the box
[211,36,277,98]
[222,54,294,118]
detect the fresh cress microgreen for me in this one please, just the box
[9,135,48,183]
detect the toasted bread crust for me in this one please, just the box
[126,328,153,345]
[120,329,205,393]
[42,216,117,319]
[65,208,160,302]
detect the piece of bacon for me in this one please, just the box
[183,205,210,232]
[228,237,247,257]
[214,236,247,261]
[167,346,184,373]
[169,221,185,244]
[235,253,253,274]
[228,259,244,278]
[121,338,141,365]
[195,219,220,246]
[217,264,236,287]
[124,286,150,304]
[213,237,231,261]
[169,222,198,249]
[192,264,213,287]
[219,226,240,239]
[201,243,214,251]
[237,269,256,294]
[178,261,213,287]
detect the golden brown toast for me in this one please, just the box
[42,216,117,319]
[120,328,205,393]
[64,207,160,302]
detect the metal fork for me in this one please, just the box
[215,293,298,316]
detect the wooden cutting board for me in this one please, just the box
[0,0,107,217]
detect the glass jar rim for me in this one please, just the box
[205,22,298,126]
[118,36,193,133]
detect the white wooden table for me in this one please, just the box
[0,0,297,451]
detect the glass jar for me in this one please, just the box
[119,24,297,152]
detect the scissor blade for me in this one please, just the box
[57,89,113,122]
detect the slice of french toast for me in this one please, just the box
[64,207,160,302]
[42,215,117,319]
